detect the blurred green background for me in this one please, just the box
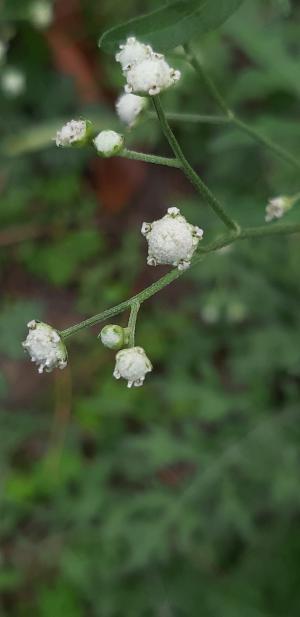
[1,0,300,615]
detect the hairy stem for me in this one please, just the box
[60,221,300,340]
[119,148,181,168]
[127,301,140,347]
[185,44,300,171]
[152,96,239,232]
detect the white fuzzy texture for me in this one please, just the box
[22,321,67,374]
[125,57,181,96]
[55,120,87,147]
[1,68,25,96]
[265,196,286,222]
[115,37,152,72]
[113,347,152,388]
[100,325,124,350]
[30,1,53,28]
[142,207,203,270]
[93,130,123,156]
[116,93,146,127]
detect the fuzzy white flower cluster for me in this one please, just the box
[116,93,147,127]
[55,119,89,147]
[115,36,181,96]
[113,346,152,388]
[22,321,67,374]
[93,130,124,157]
[142,207,203,270]
[265,196,290,223]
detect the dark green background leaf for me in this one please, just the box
[99,0,244,53]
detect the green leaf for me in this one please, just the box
[99,0,244,54]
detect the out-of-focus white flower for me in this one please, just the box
[93,130,124,157]
[55,119,91,147]
[116,93,147,127]
[265,195,291,222]
[141,207,203,270]
[1,67,26,97]
[100,324,128,350]
[113,346,152,387]
[115,37,153,73]
[125,56,181,96]
[22,320,67,374]
[29,1,53,28]
[201,303,220,324]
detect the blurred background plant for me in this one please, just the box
[1,0,300,615]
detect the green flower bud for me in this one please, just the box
[99,324,129,350]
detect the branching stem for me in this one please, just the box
[60,222,300,340]
[152,96,239,232]
[185,44,300,171]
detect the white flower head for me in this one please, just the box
[141,207,203,270]
[116,93,147,127]
[55,119,91,147]
[265,195,291,222]
[100,324,128,350]
[113,346,152,388]
[93,130,124,157]
[125,56,181,96]
[29,1,53,28]
[22,320,67,374]
[1,67,26,97]
[115,37,153,73]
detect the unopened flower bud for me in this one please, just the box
[93,130,124,157]
[113,346,152,388]
[100,324,129,350]
[116,93,147,127]
[115,37,153,73]
[55,119,92,148]
[265,195,292,222]
[141,207,203,270]
[22,320,67,374]
[125,56,181,96]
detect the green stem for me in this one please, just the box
[127,301,140,347]
[147,111,230,125]
[152,95,239,232]
[185,44,300,171]
[184,45,232,117]
[60,221,300,340]
[119,148,181,168]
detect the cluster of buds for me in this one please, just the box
[22,321,67,374]
[55,119,92,148]
[100,325,152,387]
[142,207,203,270]
[113,346,152,388]
[116,36,181,96]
